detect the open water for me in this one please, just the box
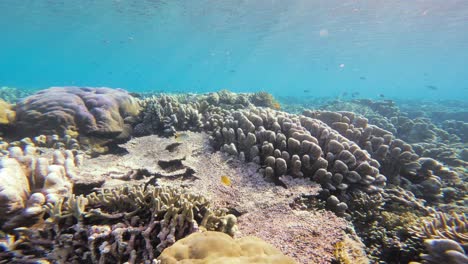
[1,0,467,100]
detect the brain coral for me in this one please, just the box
[158,231,297,264]
[15,87,140,138]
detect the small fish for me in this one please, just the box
[360,76,366,80]
[221,175,232,187]
[351,92,360,98]
[303,89,310,93]
[174,132,189,142]
[272,102,281,110]
[426,85,438,90]
[379,94,385,98]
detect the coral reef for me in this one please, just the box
[0,143,82,231]
[15,87,140,139]
[0,135,81,158]
[0,99,15,126]
[1,88,465,264]
[134,90,281,137]
[135,95,204,136]
[158,231,296,264]
[416,239,468,264]
[333,233,370,264]
[0,185,236,263]
[344,189,429,262]
[61,131,349,263]
[411,212,467,246]
[0,86,33,103]
[303,109,460,203]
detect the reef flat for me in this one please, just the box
[0,87,466,264]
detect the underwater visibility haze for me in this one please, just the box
[0,1,467,264]
[0,0,468,99]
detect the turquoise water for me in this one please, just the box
[1,0,467,99]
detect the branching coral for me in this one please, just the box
[0,185,237,263]
[409,212,468,264]
[411,212,467,245]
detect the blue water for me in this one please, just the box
[1,0,467,100]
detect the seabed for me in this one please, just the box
[0,87,466,264]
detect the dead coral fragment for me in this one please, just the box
[158,231,297,264]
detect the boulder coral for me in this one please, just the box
[158,231,297,264]
[15,87,140,138]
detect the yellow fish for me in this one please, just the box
[174,132,189,142]
[273,102,281,110]
[221,175,232,187]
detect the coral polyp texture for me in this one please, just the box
[0,185,236,263]
[15,87,140,138]
[158,231,297,264]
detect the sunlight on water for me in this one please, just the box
[0,0,467,98]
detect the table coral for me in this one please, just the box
[158,231,297,264]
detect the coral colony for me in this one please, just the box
[0,87,466,263]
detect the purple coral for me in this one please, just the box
[15,87,140,138]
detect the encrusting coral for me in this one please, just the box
[0,184,237,263]
[158,231,296,264]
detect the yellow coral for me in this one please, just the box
[333,234,369,264]
[0,99,15,125]
[158,231,297,264]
